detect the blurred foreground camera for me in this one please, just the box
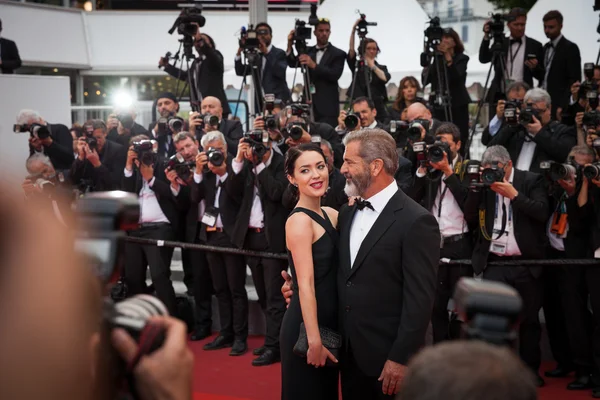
[206,147,224,166]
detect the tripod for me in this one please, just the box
[464,40,508,160]
[233,49,265,118]
[167,36,202,113]
[424,49,453,122]
[290,41,315,122]
[347,37,373,106]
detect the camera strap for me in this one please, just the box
[506,41,522,78]
[437,182,449,218]
[494,194,510,240]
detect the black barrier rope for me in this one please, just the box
[125,236,600,267]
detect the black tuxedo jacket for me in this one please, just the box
[464,169,549,276]
[121,162,181,233]
[395,155,414,193]
[287,43,346,119]
[28,123,75,171]
[422,52,471,107]
[410,156,469,212]
[164,47,231,115]
[235,46,290,103]
[321,167,348,210]
[533,36,581,113]
[310,122,345,169]
[337,188,440,376]
[0,37,21,74]
[191,160,242,244]
[487,121,576,174]
[226,151,288,251]
[479,36,542,96]
[70,140,127,191]
[195,119,244,156]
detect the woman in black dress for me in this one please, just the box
[280,144,339,400]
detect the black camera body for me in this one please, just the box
[168,4,205,38]
[407,119,431,143]
[133,140,157,167]
[243,129,269,159]
[14,123,51,140]
[294,20,312,54]
[540,160,578,182]
[488,12,514,42]
[206,147,224,167]
[165,153,195,181]
[519,103,540,125]
[583,110,600,127]
[584,162,600,180]
[263,94,278,130]
[424,16,444,46]
[466,161,483,190]
[503,100,522,126]
[240,25,260,53]
[284,121,308,141]
[481,162,505,185]
[344,112,360,131]
[84,126,99,151]
[356,12,377,38]
[428,139,451,163]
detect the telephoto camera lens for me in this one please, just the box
[550,163,576,181]
[344,113,359,131]
[168,117,184,132]
[204,114,220,128]
[583,163,600,180]
[265,115,277,129]
[481,165,504,185]
[428,143,448,163]
[206,147,224,166]
[289,125,304,141]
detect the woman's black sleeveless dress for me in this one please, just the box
[280,207,339,400]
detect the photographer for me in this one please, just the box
[193,131,249,357]
[422,28,470,152]
[17,109,74,172]
[481,81,529,146]
[160,30,231,117]
[347,21,390,122]
[336,96,386,138]
[168,132,214,341]
[411,123,472,343]
[228,134,288,366]
[235,23,290,104]
[286,18,347,128]
[122,134,179,316]
[70,119,127,192]
[464,145,549,386]
[389,76,426,122]
[541,145,596,388]
[107,105,150,147]
[148,92,186,159]
[403,102,443,173]
[487,88,576,174]
[479,8,542,104]
[189,96,243,155]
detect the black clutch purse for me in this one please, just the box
[293,322,342,367]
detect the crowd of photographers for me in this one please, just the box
[11,4,600,399]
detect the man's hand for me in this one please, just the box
[281,270,293,307]
[337,110,347,130]
[496,100,506,120]
[77,138,88,160]
[429,152,453,177]
[253,115,266,131]
[111,316,193,400]
[378,360,406,395]
[126,147,137,171]
[558,176,576,196]
[298,54,316,69]
[189,112,201,132]
[166,168,185,191]
[526,115,543,136]
[524,58,538,70]
[40,136,53,147]
[140,162,154,182]
[195,152,208,175]
[576,111,584,128]
[490,178,518,200]
[236,139,252,163]
[158,57,169,68]
[571,81,581,102]
[86,147,102,168]
[287,29,295,44]
[22,179,41,197]
[29,136,43,152]
[586,133,598,147]
[285,129,312,147]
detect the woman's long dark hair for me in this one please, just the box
[443,28,464,54]
[284,144,327,201]
[393,76,421,112]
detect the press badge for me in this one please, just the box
[490,229,508,255]
[202,207,218,227]
[310,84,316,94]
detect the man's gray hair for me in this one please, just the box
[320,138,333,154]
[506,81,530,95]
[84,119,107,133]
[569,144,596,159]
[26,153,53,174]
[482,145,511,166]
[200,131,227,151]
[524,88,552,107]
[343,128,399,175]
[17,109,43,125]
[174,131,196,145]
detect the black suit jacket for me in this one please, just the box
[70,140,127,191]
[479,36,542,97]
[422,53,470,107]
[235,46,290,103]
[487,121,576,173]
[0,37,21,74]
[287,43,346,119]
[464,169,549,276]
[395,155,414,193]
[28,123,75,171]
[121,162,181,233]
[533,36,581,114]
[410,156,469,212]
[164,46,231,115]
[337,188,439,376]
[226,151,288,251]
[321,167,348,210]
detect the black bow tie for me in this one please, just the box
[315,44,330,52]
[510,38,522,45]
[355,198,374,211]
[545,42,554,49]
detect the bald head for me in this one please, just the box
[406,102,432,123]
[201,96,223,120]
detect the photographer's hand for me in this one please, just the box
[254,116,266,130]
[558,175,576,196]
[40,136,53,147]
[524,58,538,70]
[77,137,88,161]
[483,21,491,40]
[158,57,169,68]
[526,115,543,136]
[126,147,137,171]
[496,100,505,120]
[86,147,101,168]
[490,179,518,200]
[165,168,183,192]
[189,111,201,132]
[111,316,193,400]
[571,81,581,102]
[430,152,453,178]
[29,136,43,152]
[337,110,347,130]
[236,139,251,163]
[287,30,295,52]
[195,152,208,175]
[298,54,316,69]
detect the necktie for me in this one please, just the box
[510,38,522,45]
[355,199,374,211]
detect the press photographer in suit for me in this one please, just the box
[481,81,529,146]
[487,88,576,174]
[160,28,231,117]
[235,23,290,104]
[464,145,549,387]
[410,122,472,343]
[121,134,179,316]
[286,18,346,127]
[189,96,243,155]
[0,18,21,74]
[228,134,288,366]
[193,131,249,357]
[70,120,127,192]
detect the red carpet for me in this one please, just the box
[191,334,593,400]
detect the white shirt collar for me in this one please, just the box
[551,34,563,47]
[264,147,274,167]
[266,44,273,54]
[363,180,398,213]
[452,154,459,168]
[508,168,514,184]
[367,120,378,129]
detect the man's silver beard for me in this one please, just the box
[343,173,371,198]
[344,180,360,197]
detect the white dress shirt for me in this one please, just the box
[515,138,537,171]
[349,180,398,267]
[231,150,274,228]
[543,34,563,90]
[194,171,228,228]
[363,120,378,130]
[490,169,521,256]
[430,156,469,238]
[506,35,526,83]
[124,168,170,224]
[315,43,328,65]
[488,115,503,137]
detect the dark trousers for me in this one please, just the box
[206,230,248,341]
[244,230,287,352]
[124,223,177,315]
[544,248,575,370]
[341,343,395,400]
[181,249,195,293]
[484,262,543,374]
[432,235,473,343]
[190,239,213,332]
[315,114,338,129]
